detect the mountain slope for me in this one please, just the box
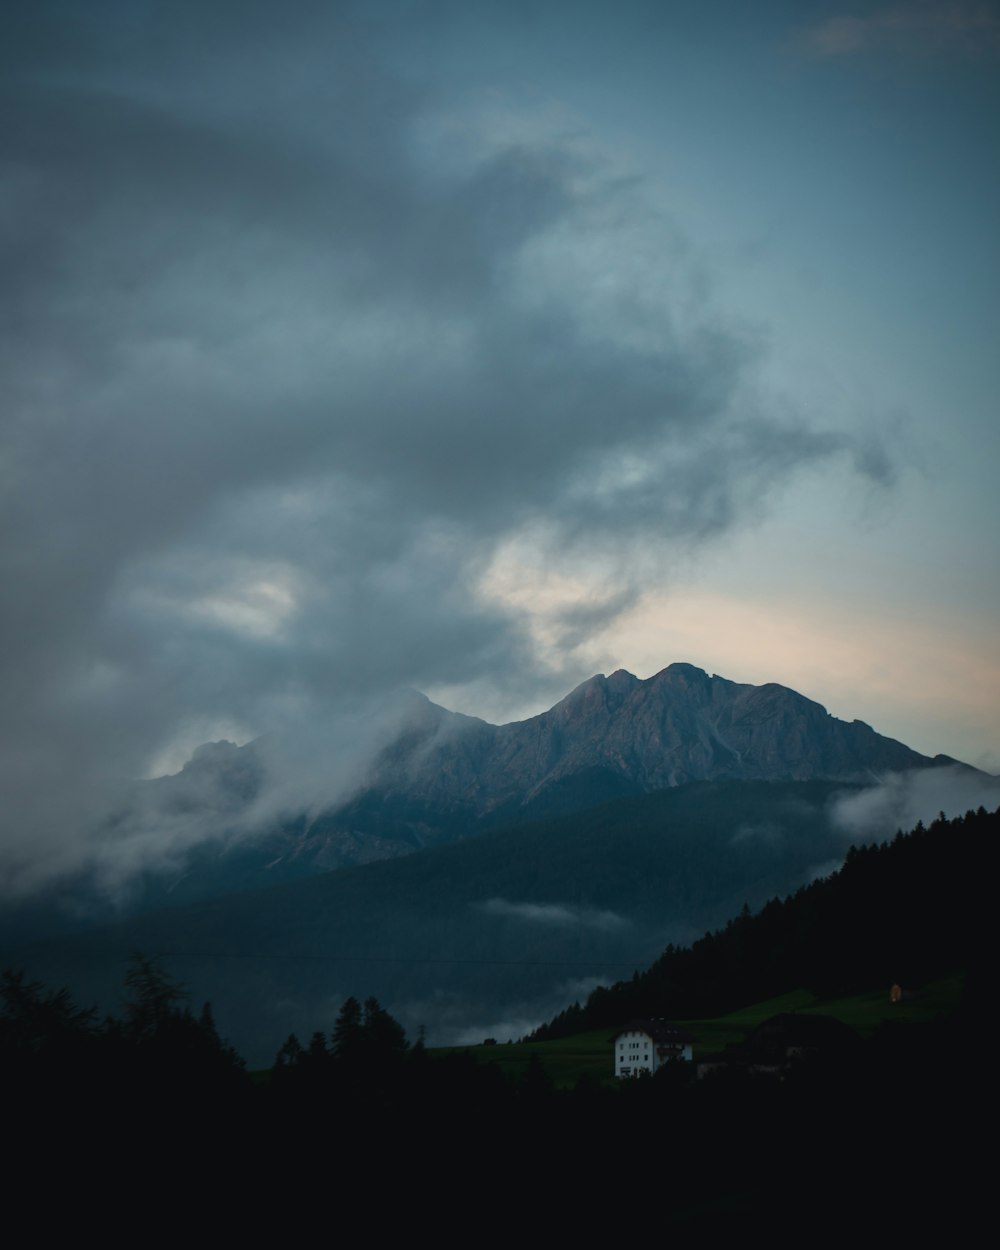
[239,661,957,877]
[8,779,867,1064]
[530,803,995,1038]
[376,662,944,808]
[1,662,973,944]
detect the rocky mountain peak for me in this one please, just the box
[363,661,947,822]
[108,661,979,923]
[607,668,640,689]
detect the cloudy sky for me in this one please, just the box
[2,1,998,890]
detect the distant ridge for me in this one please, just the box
[144,662,973,876]
[1,662,974,943]
[136,662,965,895]
[6,664,993,1059]
[351,661,953,821]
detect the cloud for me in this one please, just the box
[0,1,895,898]
[830,766,1000,841]
[807,858,847,882]
[730,822,784,846]
[419,973,613,1046]
[0,687,433,903]
[797,3,1000,59]
[478,898,630,932]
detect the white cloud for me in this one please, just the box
[830,766,1000,842]
[479,898,629,932]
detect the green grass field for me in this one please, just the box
[438,973,966,1088]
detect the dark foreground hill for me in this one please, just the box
[532,803,996,1039]
[3,809,990,1234]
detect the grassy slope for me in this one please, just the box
[443,973,965,1088]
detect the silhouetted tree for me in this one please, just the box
[274,1032,303,1070]
[122,951,187,1043]
[361,996,407,1061]
[331,995,364,1064]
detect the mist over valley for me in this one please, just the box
[5,665,995,1064]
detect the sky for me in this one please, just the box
[2,1,998,896]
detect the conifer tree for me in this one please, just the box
[361,996,407,1060]
[332,995,364,1064]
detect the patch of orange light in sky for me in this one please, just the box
[474,545,999,769]
[581,588,1000,768]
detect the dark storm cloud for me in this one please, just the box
[0,1,892,895]
[797,3,1000,59]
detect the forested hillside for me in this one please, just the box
[531,804,994,1039]
[6,779,864,1060]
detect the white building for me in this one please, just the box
[612,1019,695,1078]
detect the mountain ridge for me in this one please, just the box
[137,661,975,893]
[359,661,952,814]
[0,661,980,945]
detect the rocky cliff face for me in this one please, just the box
[361,662,944,819]
[85,662,955,912]
[2,663,975,949]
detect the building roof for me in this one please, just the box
[610,1019,697,1045]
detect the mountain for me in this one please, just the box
[4,661,992,1061]
[6,779,871,1064]
[168,661,955,882]
[14,781,993,1066]
[0,662,973,944]
[363,661,948,808]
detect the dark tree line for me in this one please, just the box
[268,994,410,1107]
[1,951,247,1112]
